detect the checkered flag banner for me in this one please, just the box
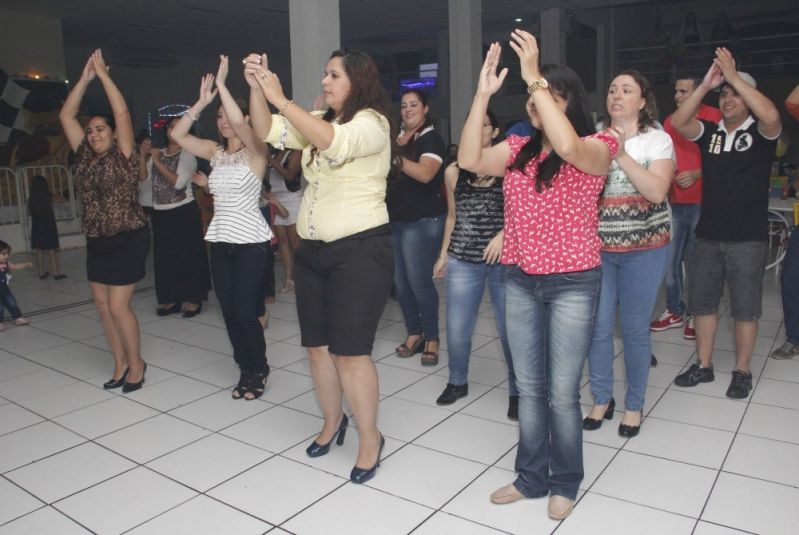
[0,68,33,145]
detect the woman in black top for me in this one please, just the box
[388,89,447,365]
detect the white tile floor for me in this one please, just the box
[0,246,796,534]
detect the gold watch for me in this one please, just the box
[526,77,549,95]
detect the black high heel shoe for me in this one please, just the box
[582,398,615,431]
[122,362,147,394]
[306,414,349,457]
[103,368,128,390]
[350,434,385,484]
[156,303,180,317]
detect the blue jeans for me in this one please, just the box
[392,217,445,341]
[209,242,269,374]
[446,257,517,395]
[506,266,601,500]
[781,231,799,344]
[0,286,22,321]
[665,204,700,315]
[588,247,668,412]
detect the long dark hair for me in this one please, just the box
[28,175,53,218]
[508,64,595,192]
[311,49,397,175]
[399,89,433,162]
[602,69,657,133]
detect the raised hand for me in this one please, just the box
[606,127,627,160]
[91,49,111,80]
[242,53,262,89]
[198,73,217,108]
[700,62,725,91]
[476,42,508,97]
[712,47,738,85]
[216,55,229,87]
[509,29,541,84]
[80,55,97,83]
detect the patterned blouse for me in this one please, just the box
[501,133,618,275]
[448,170,504,263]
[206,147,272,244]
[72,140,147,238]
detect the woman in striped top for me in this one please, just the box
[171,55,273,401]
[432,109,518,416]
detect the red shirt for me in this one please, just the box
[501,132,618,275]
[664,104,722,204]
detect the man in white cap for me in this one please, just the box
[669,47,781,398]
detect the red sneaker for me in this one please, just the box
[650,310,684,331]
[683,316,696,340]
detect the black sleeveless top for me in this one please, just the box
[447,169,504,263]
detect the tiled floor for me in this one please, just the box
[0,246,796,534]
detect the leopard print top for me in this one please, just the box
[73,140,147,238]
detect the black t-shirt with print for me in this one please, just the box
[387,127,447,222]
[694,117,778,242]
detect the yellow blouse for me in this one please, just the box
[266,109,391,242]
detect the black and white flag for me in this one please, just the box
[0,68,33,145]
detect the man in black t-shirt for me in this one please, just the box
[668,47,781,399]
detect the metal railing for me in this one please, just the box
[0,167,24,225]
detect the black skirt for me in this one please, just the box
[30,216,60,250]
[86,225,150,285]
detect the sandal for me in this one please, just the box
[232,371,250,399]
[396,336,424,358]
[421,341,439,366]
[244,371,268,400]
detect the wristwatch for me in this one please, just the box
[526,77,549,95]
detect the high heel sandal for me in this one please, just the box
[244,371,268,400]
[306,414,349,457]
[232,371,250,399]
[421,341,439,366]
[395,336,424,358]
[582,397,615,430]
[122,362,147,394]
[103,368,129,390]
[350,434,385,484]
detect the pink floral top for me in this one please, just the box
[501,133,618,275]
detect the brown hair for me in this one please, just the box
[604,69,657,133]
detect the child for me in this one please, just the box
[28,175,66,280]
[0,240,33,331]
[258,180,288,328]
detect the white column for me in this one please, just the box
[448,0,481,144]
[289,0,340,109]
[540,7,566,65]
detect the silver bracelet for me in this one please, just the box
[186,110,200,122]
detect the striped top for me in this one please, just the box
[448,171,504,263]
[598,128,674,252]
[205,147,272,244]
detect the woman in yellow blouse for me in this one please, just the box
[245,49,394,484]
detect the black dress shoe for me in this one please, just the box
[181,303,203,318]
[507,395,519,421]
[582,398,615,430]
[122,362,147,393]
[307,414,349,457]
[350,435,385,484]
[103,368,128,389]
[650,354,658,367]
[436,383,468,405]
[618,422,641,438]
[156,304,180,317]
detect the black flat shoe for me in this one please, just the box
[156,304,180,317]
[53,274,67,280]
[103,368,128,389]
[181,303,203,318]
[306,414,349,457]
[651,354,658,367]
[350,434,385,484]
[122,362,147,393]
[582,398,615,431]
[507,395,519,421]
[618,422,641,438]
[436,383,468,405]
[38,272,49,280]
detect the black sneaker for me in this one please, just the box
[674,363,715,387]
[436,383,468,405]
[507,395,519,421]
[726,370,753,399]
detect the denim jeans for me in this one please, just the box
[392,217,445,341]
[588,247,668,412]
[781,231,799,344]
[506,266,601,500]
[446,257,517,395]
[209,242,269,374]
[0,286,22,321]
[665,203,700,315]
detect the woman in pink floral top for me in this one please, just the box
[458,32,617,520]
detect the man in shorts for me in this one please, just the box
[669,48,782,399]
